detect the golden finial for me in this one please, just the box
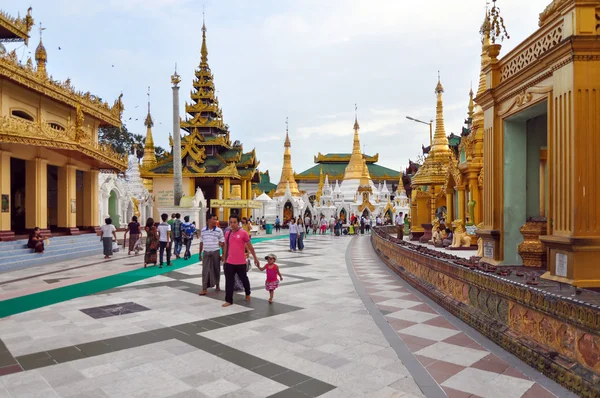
[200,11,208,65]
[435,70,443,94]
[284,117,290,147]
[468,83,474,120]
[144,86,154,128]
[171,63,181,86]
[353,103,359,130]
[35,22,47,75]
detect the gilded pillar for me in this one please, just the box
[445,188,454,223]
[469,176,481,225]
[25,158,48,230]
[83,169,99,229]
[456,186,465,223]
[241,180,248,218]
[57,165,78,232]
[0,150,14,240]
[430,186,436,222]
[223,177,231,220]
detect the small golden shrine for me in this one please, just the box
[140,19,259,220]
[410,75,454,239]
[0,7,126,240]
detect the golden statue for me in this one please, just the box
[131,197,140,218]
[476,222,484,257]
[449,219,472,248]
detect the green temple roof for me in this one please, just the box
[295,163,400,180]
[253,172,277,193]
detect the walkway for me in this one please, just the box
[0,234,576,397]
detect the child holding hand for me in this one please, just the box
[257,253,283,303]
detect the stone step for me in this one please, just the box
[0,234,99,251]
[0,246,108,273]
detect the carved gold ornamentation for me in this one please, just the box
[0,116,127,170]
[314,152,379,164]
[518,220,547,267]
[499,23,563,83]
[539,0,570,27]
[0,54,123,125]
[0,7,34,44]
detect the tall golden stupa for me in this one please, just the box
[274,121,300,197]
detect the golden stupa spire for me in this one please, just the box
[316,165,324,201]
[344,104,365,180]
[35,22,47,76]
[477,9,492,97]
[201,8,208,66]
[430,72,451,155]
[467,84,474,120]
[142,86,157,168]
[410,74,453,186]
[274,117,301,197]
[359,156,371,188]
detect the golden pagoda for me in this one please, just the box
[344,115,364,180]
[274,121,300,197]
[142,89,157,190]
[0,7,126,240]
[140,18,259,220]
[410,74,454,239]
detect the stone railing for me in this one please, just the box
[371,227,600,397]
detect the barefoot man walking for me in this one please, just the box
[222,214,260,307]
[199,213,225,296]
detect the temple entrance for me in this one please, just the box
[283,201,293,224]
[47,165,58,230]
[339,208,347,223]
[108,190,119,226]
[10,158,26,234]
[503,101,548,264]
[362,209,370,218]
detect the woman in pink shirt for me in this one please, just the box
[222,215,260,307]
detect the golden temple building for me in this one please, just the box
[0,8,126,241]
[409,75,454,240]
[476,0,600,287]
[139,20,259,221]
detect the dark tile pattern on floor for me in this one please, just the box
[79,301,150,319]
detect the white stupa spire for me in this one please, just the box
[333,180,341,193]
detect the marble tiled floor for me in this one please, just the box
[0,233,576,397]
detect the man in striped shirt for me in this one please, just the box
[199,213,225,295]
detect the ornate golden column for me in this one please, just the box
[445,188,454,223]
[57,164,78,234]
[468,175,481,225]
[83,169,99,230]
[223,177,231,220]
[241,180,248,218]
[0,150,14,240]
[25,158,48,232]
[456,186,465,222]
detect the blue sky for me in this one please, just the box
[5,0,550,183]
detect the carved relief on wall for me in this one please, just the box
[500,24,563,83]
[577,333,600,372]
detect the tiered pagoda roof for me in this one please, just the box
[142,20,259,180]
[252,171,277,195]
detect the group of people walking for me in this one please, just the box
[199,213,283,306]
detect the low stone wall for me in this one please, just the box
[372,227,600,397]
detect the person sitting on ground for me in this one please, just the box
[443,228,453,247]
[27,227,45,253]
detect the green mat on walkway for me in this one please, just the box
[0,234,289,319]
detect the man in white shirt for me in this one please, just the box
[199,213,225,295]
[157,213,171,268]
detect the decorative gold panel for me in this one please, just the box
[500,24,563,83]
